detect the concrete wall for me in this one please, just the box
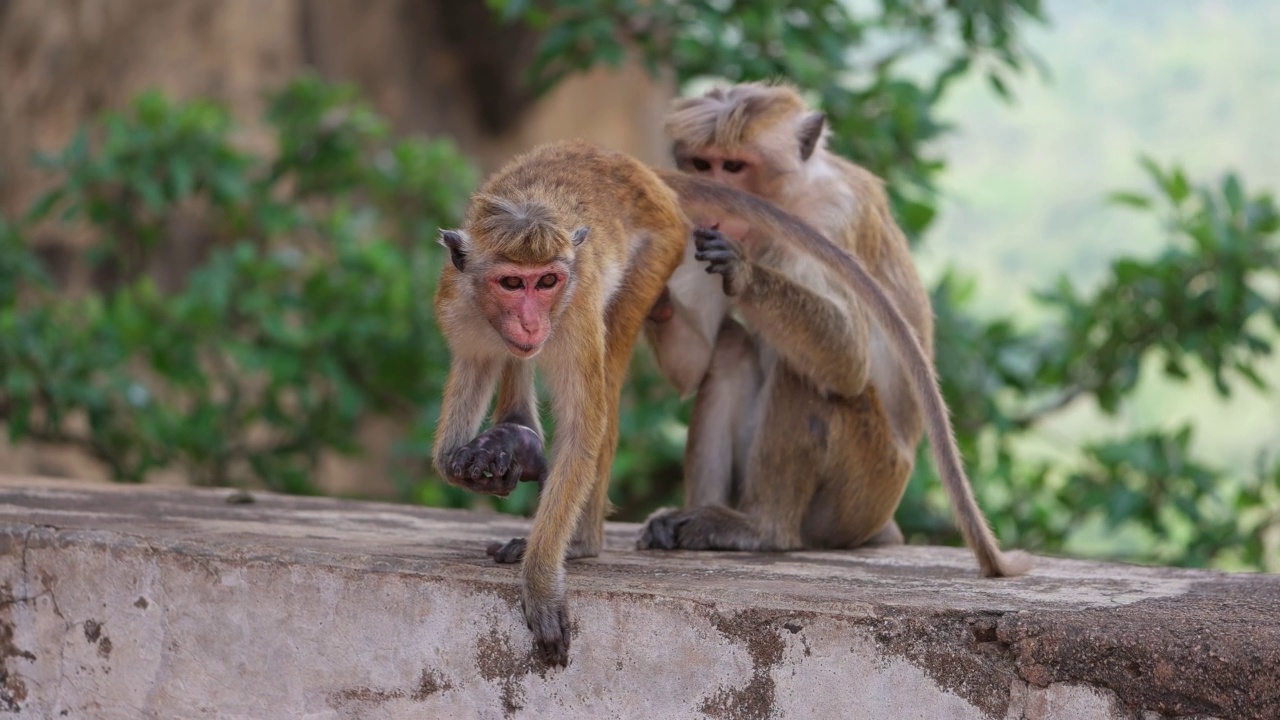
[1,476,1276,719]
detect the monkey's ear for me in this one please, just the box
[798,112,826,161]
[571,227,590,246]
[439,229,470,271]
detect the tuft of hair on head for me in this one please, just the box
[469,194,575,265]
[665,81,811,154]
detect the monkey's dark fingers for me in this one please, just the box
[526,602,571,668]
[489,537,528,564]
[468,446,502,480]
[694,248,738,264]
[702,259,737,275]
[637,508,684,550]
[453,459,514,496]
[692,226,725,243]
[704,262,740,295]
[694,239,735,257]
[447,447,475,480]
[488,424,548,482]
[693,227,740,253]
[503,461,523,487]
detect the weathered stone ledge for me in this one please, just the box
[0,476,1276,719]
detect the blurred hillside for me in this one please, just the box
[919,0,1280,472]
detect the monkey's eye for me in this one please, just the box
[498,277,524,291]
[536,274,558,290]
[690,157,712,172]
[722,160,746,174]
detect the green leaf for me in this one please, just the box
[1107,191,1151,209]
[987,72,1011,100]
[24,188,67,223]
[1169,168,1190,204]
[1222,174,1245,213]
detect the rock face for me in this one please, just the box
[1,476,1277,719]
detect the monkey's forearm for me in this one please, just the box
[439,360,548,496]
[738,265,870,398]
[493,360,543,440]
[519,382,607,666]
[432,357,502,479]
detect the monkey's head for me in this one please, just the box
[666,82,826,200]
[439,195,587,359]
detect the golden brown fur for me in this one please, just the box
[435,139,909,665]
[433,140,692,667]
[641,82,1029,578]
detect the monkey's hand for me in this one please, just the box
[694,226,752,297]
[522,584,572,667]
[444,423,546,496]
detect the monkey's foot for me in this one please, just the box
[486,537,527,564]
[487,535,600,564]
[522,593,571,667]
[637,506,776,551]
[636,507,685,550]
[445,424,546,496]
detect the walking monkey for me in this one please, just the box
[639,82,1030,580]
[434,140,862,665]
[432,140,688,666]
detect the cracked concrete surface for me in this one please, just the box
[1,476,1276,719]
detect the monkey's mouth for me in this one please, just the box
[506,340,539,358]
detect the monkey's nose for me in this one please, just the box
[515,323,542,342]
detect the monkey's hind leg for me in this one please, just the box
[639,367,818,551]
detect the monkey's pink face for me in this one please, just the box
[481,262,569,358]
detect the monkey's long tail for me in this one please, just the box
[659,170,1033,578]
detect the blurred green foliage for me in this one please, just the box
[0,77,477,494]
[1,2,1277,571]
[919,165,1280,570]
[490,0,1045,238]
